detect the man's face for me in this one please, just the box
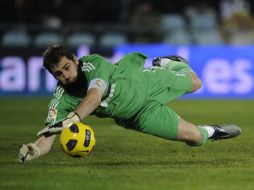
[51,56,79,85]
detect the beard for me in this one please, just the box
[60,62,88,97]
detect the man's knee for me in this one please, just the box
[189,73,202,92]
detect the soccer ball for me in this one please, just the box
[60,122,96,157]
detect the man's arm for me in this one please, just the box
[74,78,107,120]
[35,135,56,156]
[37,87,104,137]
[75,88,104,120]
[19,135,56,162]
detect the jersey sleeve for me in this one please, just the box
[44,86,69,126]
[79,54,115,94]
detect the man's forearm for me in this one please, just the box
[35,135,56,156]
[75,88,103,120]
[19,134,56,162]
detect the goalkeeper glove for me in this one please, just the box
[37,112,81,137]
[18,143,40,163]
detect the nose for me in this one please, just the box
[62,71,70,81]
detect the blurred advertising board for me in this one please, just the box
[0,45,254,99]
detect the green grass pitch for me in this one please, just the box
[0,98,254,190]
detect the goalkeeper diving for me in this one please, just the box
[19,45,241,162]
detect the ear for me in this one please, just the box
[73,55,79,65]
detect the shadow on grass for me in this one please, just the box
[5,157,243,169]
[87,158,242,168]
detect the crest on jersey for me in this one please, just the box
[47,108,58,123]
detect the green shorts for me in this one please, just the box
[114,60,193,140]
[115,100,180,140]
[135,100,179,140]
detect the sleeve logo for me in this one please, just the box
[81,62,95,72]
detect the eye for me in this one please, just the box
[64,64,70,71]
[54,71,62,77]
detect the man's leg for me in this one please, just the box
[151,55,201,93]
[177,118,208,146]
[132,101,204,142]
[147,56,241,144]
[177,118,241,146]
[132,101,240,145]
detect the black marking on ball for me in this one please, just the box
[66,139,77,151]
[69,124,79,133]
[84,129,91,147]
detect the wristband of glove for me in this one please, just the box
[62,112,81,127]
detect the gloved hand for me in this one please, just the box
[37,112,81,137]
[18,143,40,162]
[61,111,81,127]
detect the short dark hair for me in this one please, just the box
[43,45,74,72]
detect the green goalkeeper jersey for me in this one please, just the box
[45,52,192,126]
